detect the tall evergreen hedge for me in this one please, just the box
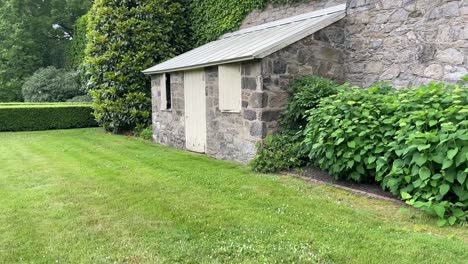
[84,0,188,132]
[66,14,89,70]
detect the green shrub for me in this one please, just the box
[304,82,467,225]
[252,76,342,173]
[21,67,84,102]
[304,83,395,182]
[134,126,153,141]
[281,75,344,130]
[0,103,97,131]
[84,0,189,133]
[251,131,307,173]
[383,83,467,226]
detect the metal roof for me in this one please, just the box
[143,4,346,75]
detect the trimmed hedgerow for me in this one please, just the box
[251,76,343,173]
[0,103,97,131]
[305,81,468,225]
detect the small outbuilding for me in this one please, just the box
[143,4,346,163]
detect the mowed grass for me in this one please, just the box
[0,128,466,263]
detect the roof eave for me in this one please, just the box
[253,12,346,59]
[142,56,256,75]
[142,4,347,75]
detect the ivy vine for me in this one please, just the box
[188,0,308,47]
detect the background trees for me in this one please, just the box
[0,0,91,102]
[0,0,302,130]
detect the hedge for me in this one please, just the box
[0,103,97,131]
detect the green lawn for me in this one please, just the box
[0,128,466,263]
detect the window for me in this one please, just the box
[160,73,172,110]
[218,63,242,112]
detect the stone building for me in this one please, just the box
[144,0,467,163]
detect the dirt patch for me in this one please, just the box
[284,167,401,202]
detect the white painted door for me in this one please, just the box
[184,70,207,153]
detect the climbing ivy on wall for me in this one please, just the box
[188,0,307,46]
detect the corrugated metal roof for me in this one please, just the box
[143,4,346,74]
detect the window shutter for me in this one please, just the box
[160,74,167,110]
[219,64,242,112]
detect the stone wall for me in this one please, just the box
[261,29,346,134]
[345,0,468,87]
[205,62,265,163]
[151,62,267,164]
[241,0,346,29]
[242,0,468,87]
[151,73,185,149]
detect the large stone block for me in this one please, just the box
[273,60,287,74]
[260,110,282,122]
[423,64,444,79]
[380,64,401,80]
[435,48,465,65]
[444,65,468,82]
[267,91,289,109]
[248,92,266,108]
[428,1,460,19]
[250,121,266,138]
[243,109,257,121]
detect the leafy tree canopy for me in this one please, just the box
[0,0,91,102]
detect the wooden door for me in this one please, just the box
[184,70,207,153]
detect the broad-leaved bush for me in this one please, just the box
[251,76,342,172]
[305,82,467,225]
[22,67,83,102]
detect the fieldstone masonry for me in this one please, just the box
[151,0,467,163]
[244,0,468,87]
[261,21,346,134]
[151,73,185,149]
[345,0,468,87]
[205,63,264,163]
[241,0,347,29]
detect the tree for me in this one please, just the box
[84,0,189,132]
[66,14,89,70]
[0,0,91,102]
[22,67,83,102]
